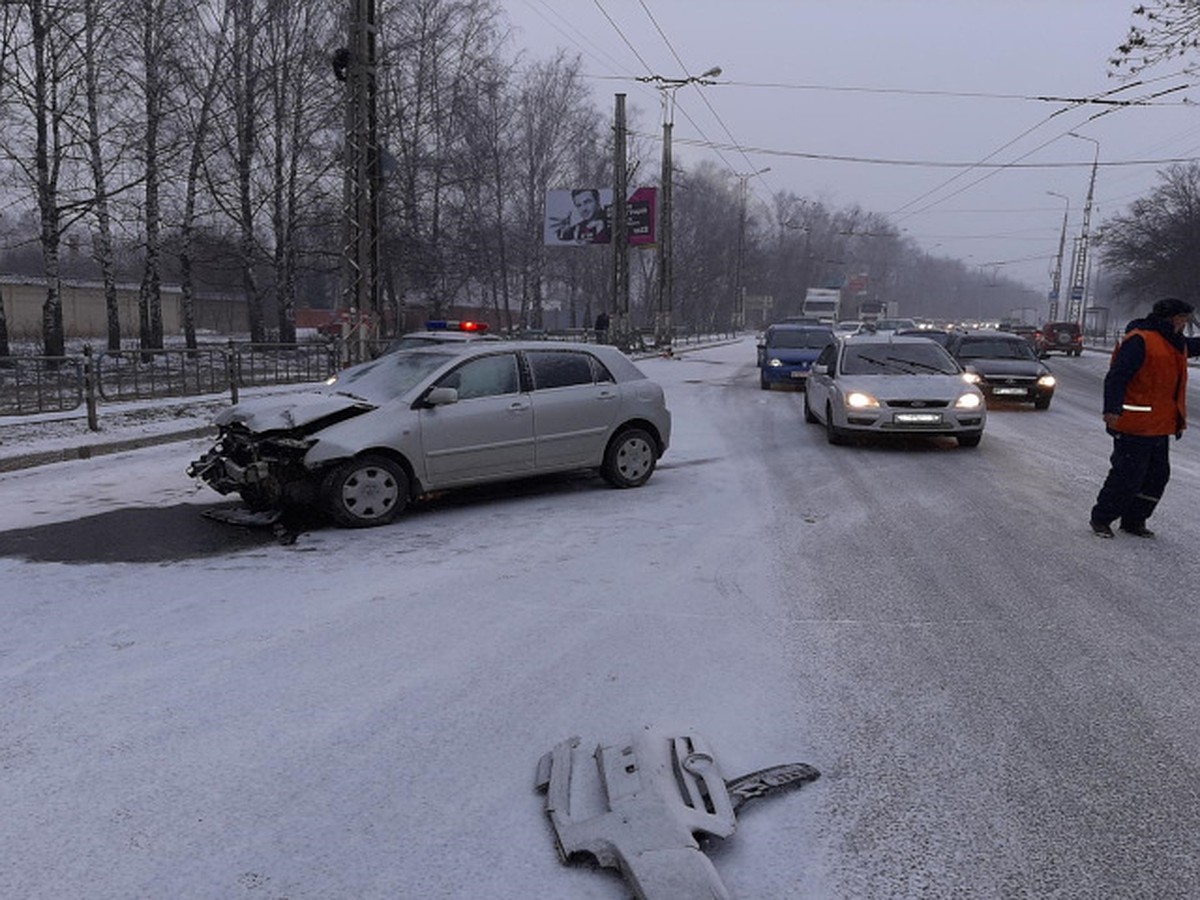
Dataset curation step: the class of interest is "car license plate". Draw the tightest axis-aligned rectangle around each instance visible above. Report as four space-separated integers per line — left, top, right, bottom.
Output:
790 371 806 379
993 387 1026 395
894 412 942 424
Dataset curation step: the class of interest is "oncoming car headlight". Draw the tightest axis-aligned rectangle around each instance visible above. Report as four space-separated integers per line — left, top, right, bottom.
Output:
845 391 879 409
768 357 783 367
955 392 983 409
961 371 981 385
1037 374 1057 387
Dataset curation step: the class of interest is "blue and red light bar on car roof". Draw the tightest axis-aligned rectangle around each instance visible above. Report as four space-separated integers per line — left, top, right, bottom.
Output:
424 320 489 333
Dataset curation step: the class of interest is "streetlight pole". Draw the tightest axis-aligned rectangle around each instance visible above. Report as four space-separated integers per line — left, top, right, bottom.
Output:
1046 190 1070 322
734 167 770 332
637 66 721 349
1066 132 1100 326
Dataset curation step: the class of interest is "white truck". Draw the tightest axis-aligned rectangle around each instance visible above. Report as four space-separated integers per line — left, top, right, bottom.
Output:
800 288 841 323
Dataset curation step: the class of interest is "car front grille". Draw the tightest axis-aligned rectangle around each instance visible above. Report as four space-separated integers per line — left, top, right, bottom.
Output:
985 377 1036 386
886 399 951 409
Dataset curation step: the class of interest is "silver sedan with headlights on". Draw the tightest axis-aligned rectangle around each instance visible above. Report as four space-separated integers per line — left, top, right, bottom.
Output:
803 333 986 447
187 342 671 527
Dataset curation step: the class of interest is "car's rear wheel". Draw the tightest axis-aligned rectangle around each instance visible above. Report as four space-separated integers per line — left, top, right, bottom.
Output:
825 404 848 445
803 391 818 423
601 428 657 488
957 432 983 448
322 454 408 527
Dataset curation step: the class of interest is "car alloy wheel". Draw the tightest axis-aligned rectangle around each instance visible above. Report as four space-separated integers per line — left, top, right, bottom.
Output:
322 454 409 527
601 428 657 488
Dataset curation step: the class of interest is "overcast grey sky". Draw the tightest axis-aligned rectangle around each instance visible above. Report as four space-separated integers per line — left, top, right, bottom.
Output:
501 0 1199 292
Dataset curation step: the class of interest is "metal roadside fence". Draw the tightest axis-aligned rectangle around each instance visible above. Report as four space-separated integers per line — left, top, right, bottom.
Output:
0 355 85 416
0 341 339 427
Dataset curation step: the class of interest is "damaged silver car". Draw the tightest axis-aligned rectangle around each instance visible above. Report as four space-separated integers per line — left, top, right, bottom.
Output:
187 341 672 527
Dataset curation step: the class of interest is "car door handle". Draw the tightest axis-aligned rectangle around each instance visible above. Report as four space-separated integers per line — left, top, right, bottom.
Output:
508 400 531 413
597 390 618 401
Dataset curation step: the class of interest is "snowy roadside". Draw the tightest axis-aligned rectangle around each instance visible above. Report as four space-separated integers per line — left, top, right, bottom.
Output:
0 397 222 472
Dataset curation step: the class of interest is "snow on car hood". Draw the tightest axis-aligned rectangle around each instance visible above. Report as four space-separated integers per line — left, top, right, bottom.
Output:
213 391 374 432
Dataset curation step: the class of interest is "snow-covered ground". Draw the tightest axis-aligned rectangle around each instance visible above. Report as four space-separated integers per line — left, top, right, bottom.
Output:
4 338 1200 898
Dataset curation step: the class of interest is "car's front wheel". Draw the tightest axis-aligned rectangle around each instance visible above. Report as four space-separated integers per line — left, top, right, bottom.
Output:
825 404 848 445
322 454 409 527
803 391 818 423
1034 397 1052 410
601 428 657 488
957 432 983 448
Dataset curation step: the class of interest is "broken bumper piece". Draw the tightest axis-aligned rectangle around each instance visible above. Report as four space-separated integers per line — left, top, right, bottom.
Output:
535 729 819 899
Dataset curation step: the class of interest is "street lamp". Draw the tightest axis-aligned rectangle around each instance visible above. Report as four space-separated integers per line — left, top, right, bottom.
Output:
734 167 770 331
637 66 722 347
1066 132 1100 325
1046 190 1070 321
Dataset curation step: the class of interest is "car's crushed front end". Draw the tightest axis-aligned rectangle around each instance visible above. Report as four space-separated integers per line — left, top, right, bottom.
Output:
187 394 375 511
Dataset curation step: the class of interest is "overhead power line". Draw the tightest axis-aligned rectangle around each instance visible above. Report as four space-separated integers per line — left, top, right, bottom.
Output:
650 134 1198 169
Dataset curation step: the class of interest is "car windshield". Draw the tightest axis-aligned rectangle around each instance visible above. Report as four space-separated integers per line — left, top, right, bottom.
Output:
769 329 833 349
842 342 960 375
956 338 1037 360
322 348 460 402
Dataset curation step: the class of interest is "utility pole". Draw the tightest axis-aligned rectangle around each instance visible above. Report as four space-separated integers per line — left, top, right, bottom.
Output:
657 113 674 348
1046 191 1070 322
612 94 629 342
637 66 721 350
734 168 769 332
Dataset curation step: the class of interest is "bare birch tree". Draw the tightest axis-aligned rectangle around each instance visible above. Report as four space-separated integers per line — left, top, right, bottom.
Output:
1 0 90 357
80 0 132 350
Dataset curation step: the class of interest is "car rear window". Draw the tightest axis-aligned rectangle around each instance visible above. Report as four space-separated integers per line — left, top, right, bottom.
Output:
768 329 834 349
956 338 1037 360
527 350 603 389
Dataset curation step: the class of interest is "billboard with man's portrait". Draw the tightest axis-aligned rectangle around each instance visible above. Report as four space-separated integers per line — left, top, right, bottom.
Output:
545 188 613 246
544 187 658 247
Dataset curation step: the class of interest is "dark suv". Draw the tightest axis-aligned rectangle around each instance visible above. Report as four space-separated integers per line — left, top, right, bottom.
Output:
1036 321 1083 357
947 330 1057 410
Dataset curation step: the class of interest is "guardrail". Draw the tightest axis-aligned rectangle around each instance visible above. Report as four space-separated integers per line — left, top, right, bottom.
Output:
0 355 84 415
0 341 339 422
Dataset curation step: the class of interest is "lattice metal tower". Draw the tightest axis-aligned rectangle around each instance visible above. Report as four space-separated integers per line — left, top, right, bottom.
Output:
1065 137 1099 325
342 0 381 326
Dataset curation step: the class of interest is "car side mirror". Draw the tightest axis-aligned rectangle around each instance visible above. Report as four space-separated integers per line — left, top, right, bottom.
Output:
424 386 459 406
812 363 829 376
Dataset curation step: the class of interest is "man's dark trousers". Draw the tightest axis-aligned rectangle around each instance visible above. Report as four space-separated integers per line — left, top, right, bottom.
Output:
1091 431 1171 527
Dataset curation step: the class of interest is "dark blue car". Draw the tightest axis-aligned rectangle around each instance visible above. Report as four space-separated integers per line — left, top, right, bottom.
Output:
758 324 835 390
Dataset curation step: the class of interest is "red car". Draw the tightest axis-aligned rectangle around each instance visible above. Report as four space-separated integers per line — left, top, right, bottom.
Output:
1036 321 1083 357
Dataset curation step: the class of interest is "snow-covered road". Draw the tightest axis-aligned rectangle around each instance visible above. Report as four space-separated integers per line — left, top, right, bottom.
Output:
4 338 1200 898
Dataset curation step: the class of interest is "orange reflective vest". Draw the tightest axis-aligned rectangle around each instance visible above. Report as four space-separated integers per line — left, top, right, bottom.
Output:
1111 328 1188 436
